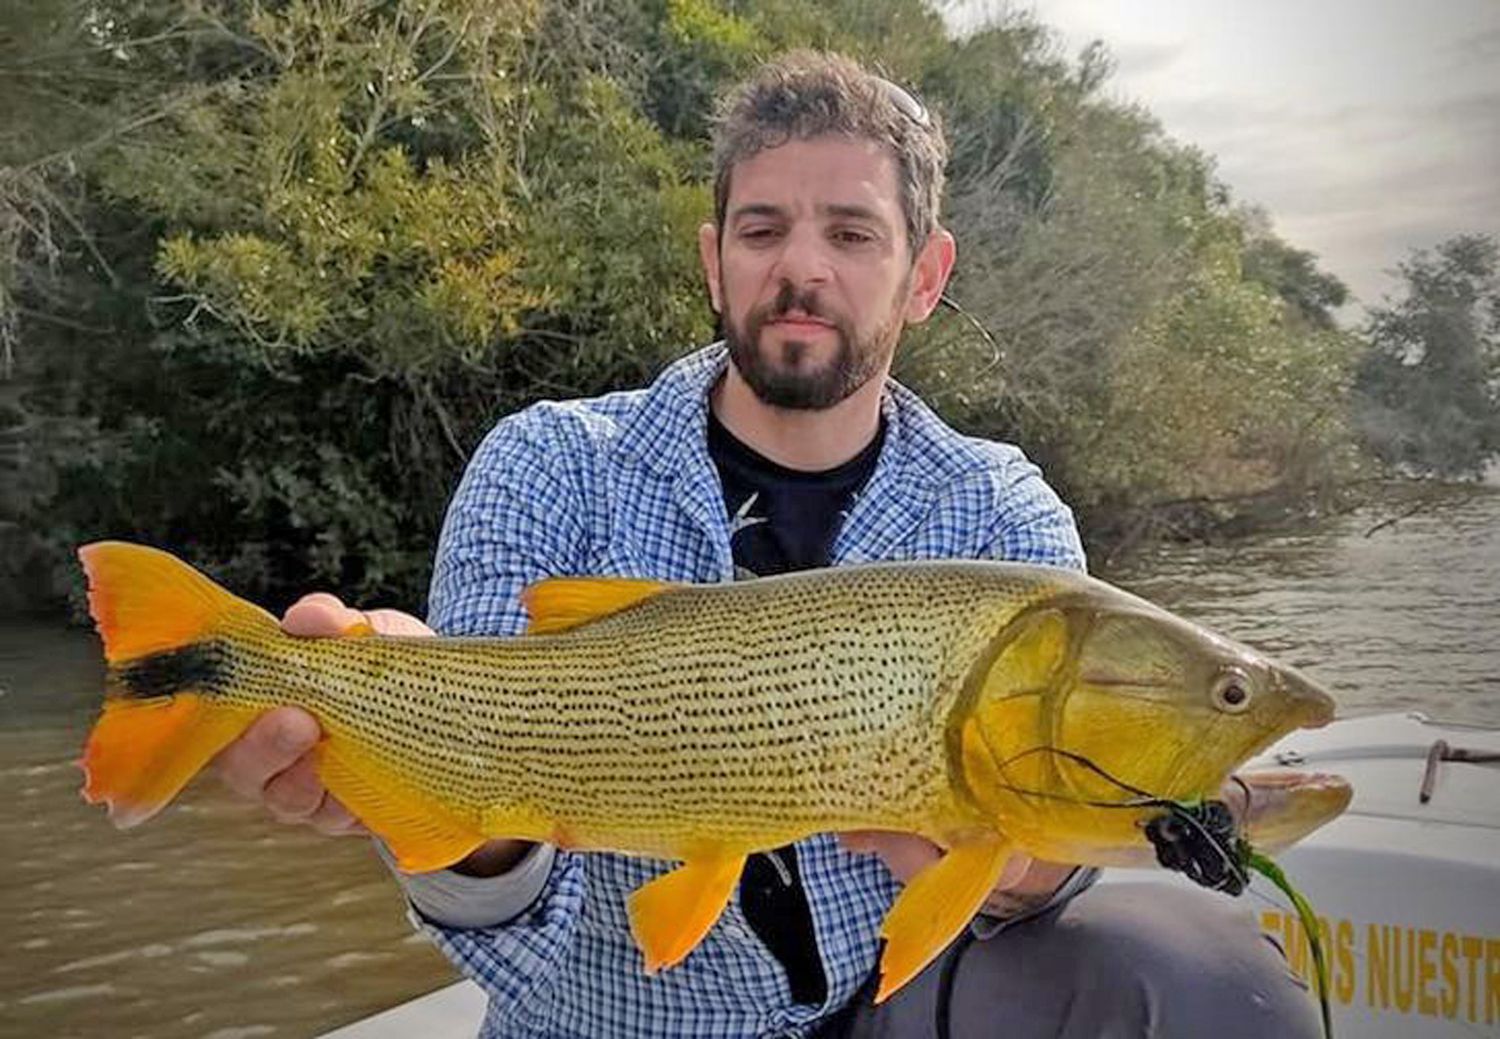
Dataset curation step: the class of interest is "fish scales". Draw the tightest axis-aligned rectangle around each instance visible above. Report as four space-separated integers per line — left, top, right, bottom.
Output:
224 563 1060 855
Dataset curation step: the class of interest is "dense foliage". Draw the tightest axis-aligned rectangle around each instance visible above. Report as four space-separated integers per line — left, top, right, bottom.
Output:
1 0 1456 614
1353 234 1500 478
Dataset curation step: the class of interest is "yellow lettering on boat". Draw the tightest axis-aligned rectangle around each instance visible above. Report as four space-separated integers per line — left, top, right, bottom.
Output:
1368 922 1391 1009
1440 931 1459 1019
1488 939 1499 1026
1417 928 1438 1017
1462 936 1483 1022
1257 912 1497 1022
1392 926 1415 1013
1333 919 1355 1006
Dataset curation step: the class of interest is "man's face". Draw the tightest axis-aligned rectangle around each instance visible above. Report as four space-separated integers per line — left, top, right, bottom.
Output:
701 136 943 410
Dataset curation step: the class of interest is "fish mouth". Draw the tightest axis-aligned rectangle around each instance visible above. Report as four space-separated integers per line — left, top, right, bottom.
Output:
1236 769 1352 851
1141 769 1352 894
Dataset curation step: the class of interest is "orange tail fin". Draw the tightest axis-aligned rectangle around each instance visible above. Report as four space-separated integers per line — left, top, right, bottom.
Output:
77 541 277 827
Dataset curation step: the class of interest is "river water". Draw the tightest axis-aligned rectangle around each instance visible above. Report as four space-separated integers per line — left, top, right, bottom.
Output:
1106 484 1500 726
2 484 1497 1037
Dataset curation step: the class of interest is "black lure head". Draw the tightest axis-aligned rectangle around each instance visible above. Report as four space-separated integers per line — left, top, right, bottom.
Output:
1144 799 1248 896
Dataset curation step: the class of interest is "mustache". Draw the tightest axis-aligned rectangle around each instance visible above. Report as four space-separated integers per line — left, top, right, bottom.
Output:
770 281 820 319
751 282 839 326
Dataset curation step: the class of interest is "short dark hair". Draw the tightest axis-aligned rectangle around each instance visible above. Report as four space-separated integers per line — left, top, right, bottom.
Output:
711 51 947 258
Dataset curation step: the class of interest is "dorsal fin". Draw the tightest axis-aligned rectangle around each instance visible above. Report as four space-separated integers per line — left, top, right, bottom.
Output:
522 576 675 635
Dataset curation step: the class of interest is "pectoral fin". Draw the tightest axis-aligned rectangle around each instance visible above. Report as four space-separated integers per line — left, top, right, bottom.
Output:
627 852 746 973
876 837 1014 1003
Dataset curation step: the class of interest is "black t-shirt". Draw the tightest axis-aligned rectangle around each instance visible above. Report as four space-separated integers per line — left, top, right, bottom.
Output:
706 410 886 1006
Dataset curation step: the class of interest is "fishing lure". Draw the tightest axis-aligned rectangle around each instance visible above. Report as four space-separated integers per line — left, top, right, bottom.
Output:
1242 846 1333 1039
1143 798 1246 894
1002 749 1335 1036
1144 796 1334 1039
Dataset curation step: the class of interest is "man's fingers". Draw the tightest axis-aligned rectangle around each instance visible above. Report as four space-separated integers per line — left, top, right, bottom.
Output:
363 608 435 638
992 851 1039 892
212 708 321 801
215 607 408 840
224 595 418 837
263 755 326 823
307 795 368 836
281 594 434 639
266 763 366 835
837 831 942 883
839 831 1051 894
282 593 369 638
837 831 880 854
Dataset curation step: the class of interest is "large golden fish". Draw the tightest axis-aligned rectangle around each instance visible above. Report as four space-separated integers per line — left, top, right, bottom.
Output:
77 541 1337 1001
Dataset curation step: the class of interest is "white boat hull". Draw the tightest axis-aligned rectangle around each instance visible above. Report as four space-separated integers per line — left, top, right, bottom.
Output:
1231 712 1500 1036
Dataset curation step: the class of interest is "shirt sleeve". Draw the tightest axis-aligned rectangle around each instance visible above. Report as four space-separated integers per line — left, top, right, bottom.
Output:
974 449 1088 572
402 407 595 1015
415 851 591 1017
427 407 593 639
380 841 558 929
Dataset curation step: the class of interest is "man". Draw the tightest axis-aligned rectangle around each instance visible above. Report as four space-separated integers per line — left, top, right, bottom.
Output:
216 52 1318 1037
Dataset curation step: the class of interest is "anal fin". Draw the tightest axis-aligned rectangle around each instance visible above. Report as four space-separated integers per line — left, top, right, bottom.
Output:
876 837 1014 1003
627 851 746 973
316 739 486 873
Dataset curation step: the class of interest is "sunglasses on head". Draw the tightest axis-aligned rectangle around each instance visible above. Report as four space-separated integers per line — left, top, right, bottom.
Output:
878 77 931 130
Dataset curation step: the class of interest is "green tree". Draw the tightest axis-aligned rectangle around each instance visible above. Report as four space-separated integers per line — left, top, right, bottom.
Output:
900 18 1360 524
3 0 1379 612
1238 207 1349 330
3 0 714 610
1354 234 1500 478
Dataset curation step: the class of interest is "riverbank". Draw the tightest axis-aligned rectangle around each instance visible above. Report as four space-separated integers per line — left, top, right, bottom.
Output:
1084 475 1497 573
8 475 1492 627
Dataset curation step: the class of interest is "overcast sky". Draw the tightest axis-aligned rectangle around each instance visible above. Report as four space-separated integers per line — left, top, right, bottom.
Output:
959 1 1500 315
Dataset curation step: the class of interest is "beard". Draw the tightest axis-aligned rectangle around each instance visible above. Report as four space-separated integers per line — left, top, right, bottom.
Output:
723 280 903 410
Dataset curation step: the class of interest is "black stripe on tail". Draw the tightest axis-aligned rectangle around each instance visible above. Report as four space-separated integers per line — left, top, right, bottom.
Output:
109 640 235 701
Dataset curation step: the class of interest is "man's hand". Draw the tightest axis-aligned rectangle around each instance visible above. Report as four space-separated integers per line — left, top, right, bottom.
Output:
837 832 1072 918
212 593 432 835
214 705 368 835
838 773 1282 916
208 590 549 875
210 593 535 875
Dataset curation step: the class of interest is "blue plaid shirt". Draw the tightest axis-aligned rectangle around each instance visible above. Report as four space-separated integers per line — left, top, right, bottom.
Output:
422 343 1085 1038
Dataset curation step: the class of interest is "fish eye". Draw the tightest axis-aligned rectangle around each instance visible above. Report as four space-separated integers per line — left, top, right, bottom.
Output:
1211 669 1253 714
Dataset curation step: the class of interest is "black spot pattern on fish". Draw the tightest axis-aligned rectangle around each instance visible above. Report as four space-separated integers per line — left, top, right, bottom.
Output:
112 640 235 700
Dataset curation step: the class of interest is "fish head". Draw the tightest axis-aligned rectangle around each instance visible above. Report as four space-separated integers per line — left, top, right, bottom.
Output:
951 579 1335 862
